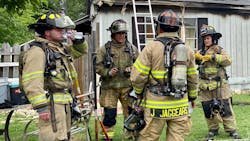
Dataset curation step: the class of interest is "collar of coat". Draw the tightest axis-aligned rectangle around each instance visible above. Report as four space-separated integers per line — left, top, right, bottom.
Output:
35 36 63 48
157 32 179 38
35 36 67 55
111 39 126 48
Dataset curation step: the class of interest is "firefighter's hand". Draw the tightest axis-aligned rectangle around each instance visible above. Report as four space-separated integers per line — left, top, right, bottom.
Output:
194 52 203 60
125 66 131 73
37 107 50 121
201 55 212 63
39 111 50 121
108 67 119 77
191 101 195 108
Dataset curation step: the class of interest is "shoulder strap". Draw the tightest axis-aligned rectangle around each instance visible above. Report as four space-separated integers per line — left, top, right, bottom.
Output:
154 37 184 87
29 41 47 51
104 41 112 55
125 40 137 62
217 46 223 54
154 37 173 46
104 41 112 49
28 41 56 77
103 41 113 68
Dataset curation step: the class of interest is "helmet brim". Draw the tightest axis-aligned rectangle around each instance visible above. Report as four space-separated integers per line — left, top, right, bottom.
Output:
28 15 76 30
201 32 222 39
28 23 50 30
112 29 128 33
157 20 182 25
214 32 222 39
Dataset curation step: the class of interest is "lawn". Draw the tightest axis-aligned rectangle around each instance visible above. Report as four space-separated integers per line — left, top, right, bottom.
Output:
0 94 250 141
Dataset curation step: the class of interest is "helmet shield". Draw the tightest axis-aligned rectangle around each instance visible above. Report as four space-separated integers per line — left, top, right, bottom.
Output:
29 11 75 30
61 16 76 29
109 19 128 34
157 9 180 27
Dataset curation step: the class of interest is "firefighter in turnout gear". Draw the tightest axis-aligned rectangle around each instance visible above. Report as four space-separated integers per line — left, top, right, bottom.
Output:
195 25 241 140
96 19 138 140
23 11 88 141
130 9 198 141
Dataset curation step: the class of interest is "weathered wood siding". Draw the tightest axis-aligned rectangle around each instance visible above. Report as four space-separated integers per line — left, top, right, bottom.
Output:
92 5 250 91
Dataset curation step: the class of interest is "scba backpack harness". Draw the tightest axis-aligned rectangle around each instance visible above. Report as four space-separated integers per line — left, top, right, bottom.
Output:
149 37 188 99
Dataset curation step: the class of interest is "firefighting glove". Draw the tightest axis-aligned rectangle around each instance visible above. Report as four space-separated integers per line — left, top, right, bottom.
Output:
194 52 203 60
201 55 215 63
129 90 137 99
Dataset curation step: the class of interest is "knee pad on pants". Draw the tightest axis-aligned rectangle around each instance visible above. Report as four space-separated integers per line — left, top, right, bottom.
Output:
103 108 117 127
202 100 213 118
222 99 232 117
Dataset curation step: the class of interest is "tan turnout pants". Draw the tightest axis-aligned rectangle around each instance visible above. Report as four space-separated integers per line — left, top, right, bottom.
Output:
39 103 71 141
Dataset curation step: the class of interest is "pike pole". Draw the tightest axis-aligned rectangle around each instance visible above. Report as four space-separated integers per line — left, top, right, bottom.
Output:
92 52 110 141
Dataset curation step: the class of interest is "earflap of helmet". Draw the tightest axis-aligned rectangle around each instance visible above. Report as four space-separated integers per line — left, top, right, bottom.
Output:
213 32 222 40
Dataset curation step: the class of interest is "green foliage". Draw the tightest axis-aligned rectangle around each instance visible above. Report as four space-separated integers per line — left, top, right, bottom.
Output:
0 0 86 45
0 94 250 140
0 0 48 15
65 0 86 20
47 0 86 20
0 8 34 45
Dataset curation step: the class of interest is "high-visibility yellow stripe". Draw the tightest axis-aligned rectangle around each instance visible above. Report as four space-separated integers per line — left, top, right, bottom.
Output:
52 78 65 81
29 93 47 106
143 98 188 105
151 70 167 79
52 73 65 81
134 87 143 94
215 54 222 64
53 93 73 103
141 98 189 109
143 102 189 109
187 67 198 75
22 71 44 83
70 70 77 79
188 89 198 97
200 79 227 90
204 67 218 75
133 59 150 75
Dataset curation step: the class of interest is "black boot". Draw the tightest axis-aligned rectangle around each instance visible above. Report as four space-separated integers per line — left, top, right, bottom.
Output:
229 131 241 139
206 130 219 139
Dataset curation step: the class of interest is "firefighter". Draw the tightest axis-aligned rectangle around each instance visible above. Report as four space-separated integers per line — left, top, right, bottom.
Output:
96 19 138 140
22 11 88 141
130 9 198 141
195 25 241 139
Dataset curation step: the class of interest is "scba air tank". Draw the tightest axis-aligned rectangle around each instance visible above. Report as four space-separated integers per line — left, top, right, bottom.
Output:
171 43 187 91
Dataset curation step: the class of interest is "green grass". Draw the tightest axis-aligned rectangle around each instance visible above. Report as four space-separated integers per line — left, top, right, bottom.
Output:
1 94 250 141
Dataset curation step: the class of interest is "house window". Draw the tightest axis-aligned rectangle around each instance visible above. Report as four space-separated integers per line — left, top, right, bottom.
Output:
132 16 156 50
132 17 201 51
183 18 198 50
